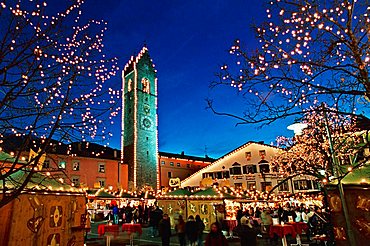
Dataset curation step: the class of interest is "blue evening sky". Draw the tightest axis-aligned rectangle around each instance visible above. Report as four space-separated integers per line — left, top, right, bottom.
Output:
85 0 294 158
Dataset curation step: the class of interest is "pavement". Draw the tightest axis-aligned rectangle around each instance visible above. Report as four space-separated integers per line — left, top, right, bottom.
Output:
85 221 308 246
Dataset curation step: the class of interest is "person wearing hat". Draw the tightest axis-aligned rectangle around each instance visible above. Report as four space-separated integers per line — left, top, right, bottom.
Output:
233 216 258 246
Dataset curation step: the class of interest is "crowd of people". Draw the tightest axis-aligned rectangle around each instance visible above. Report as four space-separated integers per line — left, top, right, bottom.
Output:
102 201 332 245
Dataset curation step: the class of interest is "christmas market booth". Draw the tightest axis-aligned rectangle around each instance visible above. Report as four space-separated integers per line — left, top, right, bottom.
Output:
86 188 117 221
0 170 87 246
158 187 239 230
326 164 370 246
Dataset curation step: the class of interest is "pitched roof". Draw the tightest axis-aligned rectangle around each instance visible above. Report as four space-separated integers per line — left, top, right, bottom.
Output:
181 141 281 187
158 151 215 162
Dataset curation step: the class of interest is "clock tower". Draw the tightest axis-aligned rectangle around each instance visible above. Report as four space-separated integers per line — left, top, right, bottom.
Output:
121 47 159 190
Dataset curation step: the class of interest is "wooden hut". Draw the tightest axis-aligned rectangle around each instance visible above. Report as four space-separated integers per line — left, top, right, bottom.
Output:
0 170 87 246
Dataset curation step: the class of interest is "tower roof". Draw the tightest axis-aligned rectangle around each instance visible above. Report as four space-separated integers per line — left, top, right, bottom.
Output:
123 46 156 74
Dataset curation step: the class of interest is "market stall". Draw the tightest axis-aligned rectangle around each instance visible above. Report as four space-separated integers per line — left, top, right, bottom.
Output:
157 188 191 227
86 188 117 221
0 170 87 246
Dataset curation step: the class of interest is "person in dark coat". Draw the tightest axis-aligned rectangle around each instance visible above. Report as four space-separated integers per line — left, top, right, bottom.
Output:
205 222 228 246
149 206 163 237
195 215 205 246
175 215 186 246
185 215 198 246
159 214 171 246
233 216 257 246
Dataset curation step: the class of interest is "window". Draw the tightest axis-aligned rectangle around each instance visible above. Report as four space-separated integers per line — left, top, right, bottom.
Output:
278 181 289 191
259 150 266 156
72 176 80 187
187 164 190 168
245 151 252 160
216 172 223 179
293 180 313 190
177 163 181 167
259 160 270 173
58 160 66 169
98 163 105 173
261 182 272 192
168 172 172 178
161 160 165 165
247 181 256 190
234 183 243 189
259 164 270 173
97 179 105 187
170 162 174 166
43 160 50 169
230 162 242 175
223 171 230 178
243 165 257 174
72 161 80 171
141 78 150 93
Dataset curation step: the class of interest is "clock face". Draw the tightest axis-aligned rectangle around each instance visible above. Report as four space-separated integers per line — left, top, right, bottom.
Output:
141 117 152 129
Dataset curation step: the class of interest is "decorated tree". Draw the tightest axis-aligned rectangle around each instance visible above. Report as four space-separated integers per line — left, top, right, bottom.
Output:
209 0 369 125
0 0 120 208
268 106 370 196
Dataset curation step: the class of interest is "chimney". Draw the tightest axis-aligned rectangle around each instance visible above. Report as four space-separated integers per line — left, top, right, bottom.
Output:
181 151 185 156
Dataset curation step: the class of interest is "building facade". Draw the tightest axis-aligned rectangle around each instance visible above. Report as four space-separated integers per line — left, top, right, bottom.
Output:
181 141 319 194
158 151 214 189
121 47 158 190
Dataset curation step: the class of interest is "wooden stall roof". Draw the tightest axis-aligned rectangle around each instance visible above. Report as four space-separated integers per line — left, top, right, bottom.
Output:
0 170 82 194
189 187 236 199
86 189 116 199
158 188 192 199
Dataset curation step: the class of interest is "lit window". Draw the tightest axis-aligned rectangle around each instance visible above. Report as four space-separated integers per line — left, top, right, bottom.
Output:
141 78 150 93
161 161 165 165
98 163 105 173
98 179 105 187
177 163 181 167
170 162 174 166
58 160 66 169
72 161 80 171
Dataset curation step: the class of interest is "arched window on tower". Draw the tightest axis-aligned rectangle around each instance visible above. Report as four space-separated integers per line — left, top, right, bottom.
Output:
141 78 150 93
127 79 132 92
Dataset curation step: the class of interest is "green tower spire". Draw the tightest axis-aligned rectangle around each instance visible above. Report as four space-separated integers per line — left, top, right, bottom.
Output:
121 47 158 190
